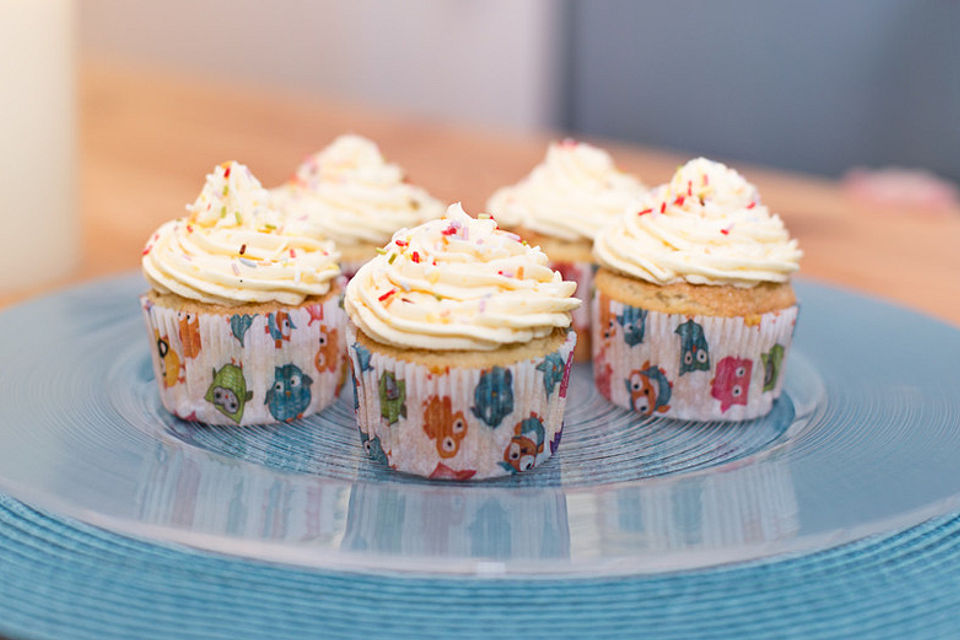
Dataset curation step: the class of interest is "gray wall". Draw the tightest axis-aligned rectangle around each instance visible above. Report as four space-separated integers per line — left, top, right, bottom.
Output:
564 0 960 180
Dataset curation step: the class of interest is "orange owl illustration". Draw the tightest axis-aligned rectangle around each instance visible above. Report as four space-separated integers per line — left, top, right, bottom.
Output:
178 311 202 359
154 329 184 388
422 396 468 459
314 326 340 374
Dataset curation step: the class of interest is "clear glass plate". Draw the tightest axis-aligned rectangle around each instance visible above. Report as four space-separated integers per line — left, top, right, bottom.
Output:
0 274 957 576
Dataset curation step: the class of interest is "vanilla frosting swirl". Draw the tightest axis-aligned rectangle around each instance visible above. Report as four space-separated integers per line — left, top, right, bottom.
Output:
270 135 445 247
486 140 646 241
345 203 580 350
594 157 802 287
142 162 341 306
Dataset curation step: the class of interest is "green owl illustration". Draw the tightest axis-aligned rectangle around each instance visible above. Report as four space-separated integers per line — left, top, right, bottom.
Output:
205 363 253 423
378 371 406 425
761 344 786 392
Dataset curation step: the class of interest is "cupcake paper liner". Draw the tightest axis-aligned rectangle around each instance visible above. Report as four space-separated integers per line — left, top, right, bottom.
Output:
550 260 595 362
591 289 798 421
141 290 347 425
347 323 577 480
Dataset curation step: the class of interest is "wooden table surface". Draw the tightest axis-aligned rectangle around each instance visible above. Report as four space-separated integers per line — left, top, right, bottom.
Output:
3 62 959 326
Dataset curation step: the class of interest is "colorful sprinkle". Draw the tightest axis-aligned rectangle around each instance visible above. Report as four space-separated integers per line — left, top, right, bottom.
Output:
378 289 397 302
411 251 421 263
289 248 296 258
239 244 247 255
441 226 457 236
660 202 666 214
674 195 685 206
637 208 652 216
746 202 756 209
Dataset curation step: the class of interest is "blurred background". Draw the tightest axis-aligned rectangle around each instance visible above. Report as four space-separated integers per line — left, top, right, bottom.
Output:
81 0 960 180
1 0 958 320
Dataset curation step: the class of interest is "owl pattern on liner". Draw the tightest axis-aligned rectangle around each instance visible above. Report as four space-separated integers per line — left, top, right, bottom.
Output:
625 362 672 416
378 371 406 425
590 289 798 420
471 367 514 428
616 305 647 346
500 414 546 474
265 364 313 422
205 363 252 423
711 356 752 413
346 325 577 480
536 353 566 397
675 319 710 375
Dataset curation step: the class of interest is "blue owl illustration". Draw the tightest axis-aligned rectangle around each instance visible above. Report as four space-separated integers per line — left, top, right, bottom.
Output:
352 343 373 373
229 314 255 347
617 305 647 346
264 364 313 421
472 367 514 428
536 353 566 396
351 373 360 412
675 319 710 375
359 429 389 466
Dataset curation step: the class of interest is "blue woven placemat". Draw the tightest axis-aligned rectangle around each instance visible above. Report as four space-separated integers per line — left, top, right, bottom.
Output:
2 495 959 640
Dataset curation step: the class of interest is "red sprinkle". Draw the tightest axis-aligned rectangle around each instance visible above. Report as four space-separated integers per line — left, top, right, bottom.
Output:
378 289 396 302
637 208 652 216
687 180 693 197
223 166 231 178
441 226 457 236
674 195 685 206
720 229 729 235
411 251 421 263
746 202 756 209
703 174 709 186
289 249 296 258
395 239 408 247
660 202 666 213
186 225 194 233
141 246 151 256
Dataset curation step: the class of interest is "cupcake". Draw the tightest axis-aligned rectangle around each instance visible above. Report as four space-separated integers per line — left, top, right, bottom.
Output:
592 158 802 421
271 135 445 277
141 161 346 425
486 139 646 361
344 203 580 480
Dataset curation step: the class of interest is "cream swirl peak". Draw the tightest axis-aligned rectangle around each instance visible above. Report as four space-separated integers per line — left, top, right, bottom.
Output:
486 140 646 241
345 203 580 351
142 161 341 306
270 135 445 247
594 157 802 287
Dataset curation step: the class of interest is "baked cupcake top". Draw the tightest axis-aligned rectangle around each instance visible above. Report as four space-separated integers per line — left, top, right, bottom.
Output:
486 140 646 242
270 135 445 248
345 203 580 351
594 157 802 287
142 161 341 306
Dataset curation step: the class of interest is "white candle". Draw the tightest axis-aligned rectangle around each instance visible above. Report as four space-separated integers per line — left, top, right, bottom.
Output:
0 0 77 292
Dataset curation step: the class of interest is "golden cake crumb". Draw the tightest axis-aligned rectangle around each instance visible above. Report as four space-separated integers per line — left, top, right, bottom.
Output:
354 325 570 369
595 268 796 317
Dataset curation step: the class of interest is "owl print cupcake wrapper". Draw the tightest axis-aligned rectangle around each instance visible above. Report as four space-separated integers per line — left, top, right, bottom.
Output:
141 292 347 426
347 323 577 481
591 290 798 421
550 260 594 361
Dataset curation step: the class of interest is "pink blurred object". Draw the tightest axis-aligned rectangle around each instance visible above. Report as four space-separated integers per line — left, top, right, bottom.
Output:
843 167 960 211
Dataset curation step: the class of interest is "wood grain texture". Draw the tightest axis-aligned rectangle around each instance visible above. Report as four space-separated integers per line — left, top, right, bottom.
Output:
2 61 958 327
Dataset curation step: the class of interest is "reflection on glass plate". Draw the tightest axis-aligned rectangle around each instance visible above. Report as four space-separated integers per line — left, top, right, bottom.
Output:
0 274 957 576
